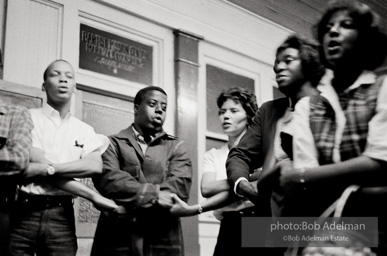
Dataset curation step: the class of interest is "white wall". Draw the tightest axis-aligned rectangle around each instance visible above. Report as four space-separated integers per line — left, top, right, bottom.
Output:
1 0 292 255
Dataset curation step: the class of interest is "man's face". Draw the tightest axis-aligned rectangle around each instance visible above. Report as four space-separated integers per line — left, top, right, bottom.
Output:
273 47 305 95
134 90 167 134
43 61 76 105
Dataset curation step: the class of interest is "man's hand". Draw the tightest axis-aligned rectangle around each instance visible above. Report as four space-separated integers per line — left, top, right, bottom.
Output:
101 205 127 220
237 180 258 203
157 190 174 209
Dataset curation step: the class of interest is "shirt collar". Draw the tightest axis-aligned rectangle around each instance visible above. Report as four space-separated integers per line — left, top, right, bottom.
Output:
317 70 376 114
287 98 292 110
132 125 141 138
345 70 376 92
131 125 153 143
318 69 376 94
42 103 71 120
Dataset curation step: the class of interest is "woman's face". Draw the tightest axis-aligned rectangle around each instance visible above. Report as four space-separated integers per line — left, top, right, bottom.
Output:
274 47 305 94
219 99 248 138
322 10 359 69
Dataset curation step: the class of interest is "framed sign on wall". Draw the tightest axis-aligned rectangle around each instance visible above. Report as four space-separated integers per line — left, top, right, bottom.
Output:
79 24 153 85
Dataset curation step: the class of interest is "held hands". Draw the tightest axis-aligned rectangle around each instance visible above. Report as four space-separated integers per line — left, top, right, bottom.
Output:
96 199 127 219
257 159 297 199
157 190 174 209
236 179 258 203
100 205 127 219
275 159 304 195
170 194 197 217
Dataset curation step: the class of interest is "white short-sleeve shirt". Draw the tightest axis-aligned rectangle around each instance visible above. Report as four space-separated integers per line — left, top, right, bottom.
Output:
202 144 229 181
20 103 108 195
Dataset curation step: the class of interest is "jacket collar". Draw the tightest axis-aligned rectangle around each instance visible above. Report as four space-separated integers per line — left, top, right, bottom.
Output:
117 124 166 140
116 124 167 158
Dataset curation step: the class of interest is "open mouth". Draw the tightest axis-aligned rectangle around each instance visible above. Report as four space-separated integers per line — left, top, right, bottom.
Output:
154 116 162 123
327 41 341 53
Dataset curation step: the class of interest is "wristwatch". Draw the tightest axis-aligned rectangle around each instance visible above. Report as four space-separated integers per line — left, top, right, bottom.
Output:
46 164 55 176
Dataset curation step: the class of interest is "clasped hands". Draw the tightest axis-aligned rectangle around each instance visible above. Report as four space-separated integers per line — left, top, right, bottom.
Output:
258 158 304 196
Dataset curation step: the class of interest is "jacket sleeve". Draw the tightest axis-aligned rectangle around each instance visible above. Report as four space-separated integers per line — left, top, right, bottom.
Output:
159 140 192 202
92 138 159 207
226 107 264 190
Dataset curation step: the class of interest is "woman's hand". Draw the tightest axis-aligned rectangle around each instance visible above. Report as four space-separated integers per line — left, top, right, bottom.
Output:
170 194 198 217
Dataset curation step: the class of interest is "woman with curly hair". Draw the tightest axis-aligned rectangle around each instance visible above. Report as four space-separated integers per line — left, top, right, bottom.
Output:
255 33 325 218
270 0 387 254
170 86 259 255
274 0 387 217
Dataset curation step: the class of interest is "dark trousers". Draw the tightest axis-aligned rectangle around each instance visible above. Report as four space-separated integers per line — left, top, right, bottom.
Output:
9 193 77 256
92 207 184 256
0 190 15 256
0 207 10 256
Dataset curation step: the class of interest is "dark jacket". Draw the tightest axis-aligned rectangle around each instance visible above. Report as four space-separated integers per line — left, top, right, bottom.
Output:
226 97 289 216
92 125 192 256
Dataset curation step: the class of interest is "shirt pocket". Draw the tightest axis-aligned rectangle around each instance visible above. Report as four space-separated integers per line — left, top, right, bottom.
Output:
65 146 83 161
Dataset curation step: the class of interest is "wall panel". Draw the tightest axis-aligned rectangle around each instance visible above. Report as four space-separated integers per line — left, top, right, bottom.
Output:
3 0 63 87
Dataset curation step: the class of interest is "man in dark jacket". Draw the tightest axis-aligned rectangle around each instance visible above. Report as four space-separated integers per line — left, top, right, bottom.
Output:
92 86 192 256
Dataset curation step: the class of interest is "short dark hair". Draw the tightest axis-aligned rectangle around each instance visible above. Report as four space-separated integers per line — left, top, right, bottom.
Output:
276 34 325 87
43 59 72 82
134 86 167 106
216 87 258 126
314 0 387 70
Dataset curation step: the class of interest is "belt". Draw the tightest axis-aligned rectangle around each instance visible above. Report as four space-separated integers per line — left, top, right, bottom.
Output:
16 193 73 209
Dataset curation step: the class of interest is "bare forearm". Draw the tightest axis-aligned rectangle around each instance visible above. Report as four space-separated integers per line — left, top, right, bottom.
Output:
52 179 118 210
170 191 231 217
201 179 229 198
51 179 93 199
29 149 103 178
305 156 387 187
53 159 102 178
200 190 231 212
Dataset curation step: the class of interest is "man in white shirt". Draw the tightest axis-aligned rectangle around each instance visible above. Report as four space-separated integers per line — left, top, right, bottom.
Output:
9 60 114 256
